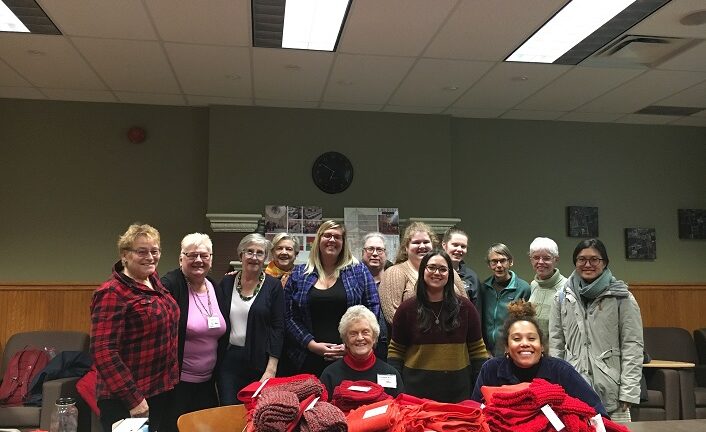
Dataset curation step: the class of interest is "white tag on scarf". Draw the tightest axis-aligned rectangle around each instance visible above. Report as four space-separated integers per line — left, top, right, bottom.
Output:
590 413 606 432
541 404 565 431
305 396 320 411
363 403 389 419
252 378 269 398
348 385 372 392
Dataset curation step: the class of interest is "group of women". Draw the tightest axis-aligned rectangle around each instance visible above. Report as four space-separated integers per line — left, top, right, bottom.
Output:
90 220 643 432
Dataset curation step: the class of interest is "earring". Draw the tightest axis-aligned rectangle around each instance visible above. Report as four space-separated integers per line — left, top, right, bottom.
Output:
505 352 509 358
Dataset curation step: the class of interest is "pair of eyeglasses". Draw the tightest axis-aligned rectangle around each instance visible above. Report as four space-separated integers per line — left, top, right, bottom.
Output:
363 246 386 254
489 258 508 266
182 252 212 261
130 248 161 258
425 264 449 274
576 257 603 266
243 250 266 259
530 256 554 263
321 233 343 241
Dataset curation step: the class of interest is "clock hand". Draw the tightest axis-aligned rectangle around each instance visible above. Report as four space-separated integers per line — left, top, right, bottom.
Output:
321 163 334 173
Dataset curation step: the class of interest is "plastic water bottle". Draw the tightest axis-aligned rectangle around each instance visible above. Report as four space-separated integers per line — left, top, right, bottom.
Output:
49 397 78 432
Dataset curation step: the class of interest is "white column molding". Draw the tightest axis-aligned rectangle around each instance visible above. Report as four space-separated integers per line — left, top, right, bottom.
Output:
407 217 461 235
206 213 262 233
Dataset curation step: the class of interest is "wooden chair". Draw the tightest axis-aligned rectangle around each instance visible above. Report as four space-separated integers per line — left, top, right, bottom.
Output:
177 404 248 432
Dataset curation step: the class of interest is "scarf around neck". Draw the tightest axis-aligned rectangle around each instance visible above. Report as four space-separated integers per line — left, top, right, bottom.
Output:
265 261 291 279
343 351 376 371
569 268 628 299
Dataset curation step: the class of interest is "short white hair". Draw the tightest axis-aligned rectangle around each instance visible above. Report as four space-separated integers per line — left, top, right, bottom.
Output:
528 237 559 257
270 232 300 254
363 232 385 246
338 305 380 343
181 233 213 253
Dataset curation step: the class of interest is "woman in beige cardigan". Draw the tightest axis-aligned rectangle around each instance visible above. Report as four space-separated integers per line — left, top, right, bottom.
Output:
378 222 467 326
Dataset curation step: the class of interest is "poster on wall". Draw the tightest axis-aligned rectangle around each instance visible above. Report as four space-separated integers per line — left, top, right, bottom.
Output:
625 228 657 260
344 207 400 261
678 209 706 239
264 205 322 264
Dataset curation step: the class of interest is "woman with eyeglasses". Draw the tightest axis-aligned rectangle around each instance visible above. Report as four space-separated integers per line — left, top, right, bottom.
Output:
91 223 179 432
217 233 284 404
379 222 468 327
160 233 226 429
284 220 383 377
549 238 644 422
527 237 567 339
388 249 488 403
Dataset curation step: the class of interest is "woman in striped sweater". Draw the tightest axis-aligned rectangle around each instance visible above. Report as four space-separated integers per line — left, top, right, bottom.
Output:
388 249 488 403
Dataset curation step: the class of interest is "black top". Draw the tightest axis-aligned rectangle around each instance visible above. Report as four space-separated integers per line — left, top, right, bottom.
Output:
219 273 285 372
308 278 347 344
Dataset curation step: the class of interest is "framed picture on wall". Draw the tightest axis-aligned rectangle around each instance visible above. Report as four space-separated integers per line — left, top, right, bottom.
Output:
678 209 706 239
567 206 599 237
625 228 657 260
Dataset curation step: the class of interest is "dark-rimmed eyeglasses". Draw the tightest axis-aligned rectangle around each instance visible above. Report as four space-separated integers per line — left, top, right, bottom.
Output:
576 257 603 266
425 264 449 274
129 248 161 258
363 246 386 254
182 252 212 261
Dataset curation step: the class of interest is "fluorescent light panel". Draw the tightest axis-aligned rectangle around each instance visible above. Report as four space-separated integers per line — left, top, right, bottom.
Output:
507 0 635 63
0 1 29 32
281 0 350 51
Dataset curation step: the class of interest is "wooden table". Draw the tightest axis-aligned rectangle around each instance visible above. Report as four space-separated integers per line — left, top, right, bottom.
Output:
643 359 696 419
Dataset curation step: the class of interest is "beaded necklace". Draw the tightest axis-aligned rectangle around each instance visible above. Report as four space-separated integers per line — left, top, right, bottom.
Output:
185 276 212 319
236 271 265 302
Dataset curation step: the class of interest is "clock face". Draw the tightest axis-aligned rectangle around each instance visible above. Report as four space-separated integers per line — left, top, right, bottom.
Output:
311 151 354 194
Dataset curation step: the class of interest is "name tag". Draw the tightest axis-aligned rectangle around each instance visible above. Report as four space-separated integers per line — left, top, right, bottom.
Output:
377 374 397 388
208 316 221 329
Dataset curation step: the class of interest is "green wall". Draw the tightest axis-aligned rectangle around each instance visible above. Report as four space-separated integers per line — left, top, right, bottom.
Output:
0 99 210 282
1 99 704 283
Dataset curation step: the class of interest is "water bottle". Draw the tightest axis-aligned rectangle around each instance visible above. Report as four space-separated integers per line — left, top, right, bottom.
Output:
49 397 78 432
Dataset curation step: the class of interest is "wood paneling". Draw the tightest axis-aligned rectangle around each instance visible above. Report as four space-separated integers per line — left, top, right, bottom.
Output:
630 284 706 334
0 284 94 353
1 283 704 353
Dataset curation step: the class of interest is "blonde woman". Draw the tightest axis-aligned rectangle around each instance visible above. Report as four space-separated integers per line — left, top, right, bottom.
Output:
284 220 383 377
379 222 467 325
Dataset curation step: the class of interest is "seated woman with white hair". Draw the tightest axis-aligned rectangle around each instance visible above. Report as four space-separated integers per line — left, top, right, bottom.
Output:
320 305 404 399
527 237 567 338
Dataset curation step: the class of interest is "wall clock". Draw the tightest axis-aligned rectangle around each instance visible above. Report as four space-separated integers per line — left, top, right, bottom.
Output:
311 151 354 194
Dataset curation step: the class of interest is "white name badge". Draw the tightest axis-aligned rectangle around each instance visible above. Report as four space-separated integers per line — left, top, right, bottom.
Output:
208 316 221 329
377 374 397 388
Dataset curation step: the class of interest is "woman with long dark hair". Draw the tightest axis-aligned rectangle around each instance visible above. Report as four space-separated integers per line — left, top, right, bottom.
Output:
387 249 488 402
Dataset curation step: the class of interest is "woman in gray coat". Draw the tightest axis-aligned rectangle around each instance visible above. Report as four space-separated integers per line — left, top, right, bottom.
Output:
549 238 643 422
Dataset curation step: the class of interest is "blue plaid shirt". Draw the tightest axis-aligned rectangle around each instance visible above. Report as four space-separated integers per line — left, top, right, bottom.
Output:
284 262 383 368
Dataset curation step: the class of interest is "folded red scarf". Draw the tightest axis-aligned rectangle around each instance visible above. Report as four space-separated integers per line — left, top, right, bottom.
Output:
332 380 392 413
346 399 398 432
238 374 328 410
252 390 299 432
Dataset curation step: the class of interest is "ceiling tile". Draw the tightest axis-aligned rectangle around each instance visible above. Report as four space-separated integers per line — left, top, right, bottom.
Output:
166 43 251 97
424 0 566 61
40 0 157 39
657 80 706 108
657 41 706 72
147 0 250 46
186 95 252 107
452 62 571 110
448 108 505 119
629 0 706 39
42 88 116 102
669 116 706 127
72 37 180 93
0 60 30 86
383 105 445 114
115 92 186 105
0 86 46 99
501 110 564 120
254 99 320 109
321 102 383 112
517 66 646 111
577 69 706 113
615 114 675 125
388 58 493 107
558 112 624 123
253 48 334 101
339 0 455 56
324 54 415 104
0 35 105 89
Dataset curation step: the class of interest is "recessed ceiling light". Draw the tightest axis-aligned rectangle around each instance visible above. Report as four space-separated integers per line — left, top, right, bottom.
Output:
442 85 460 91
511 76 529 82
0 1 29 32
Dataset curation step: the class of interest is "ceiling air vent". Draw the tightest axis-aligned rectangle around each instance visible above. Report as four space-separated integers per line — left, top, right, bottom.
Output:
582 34 700 68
